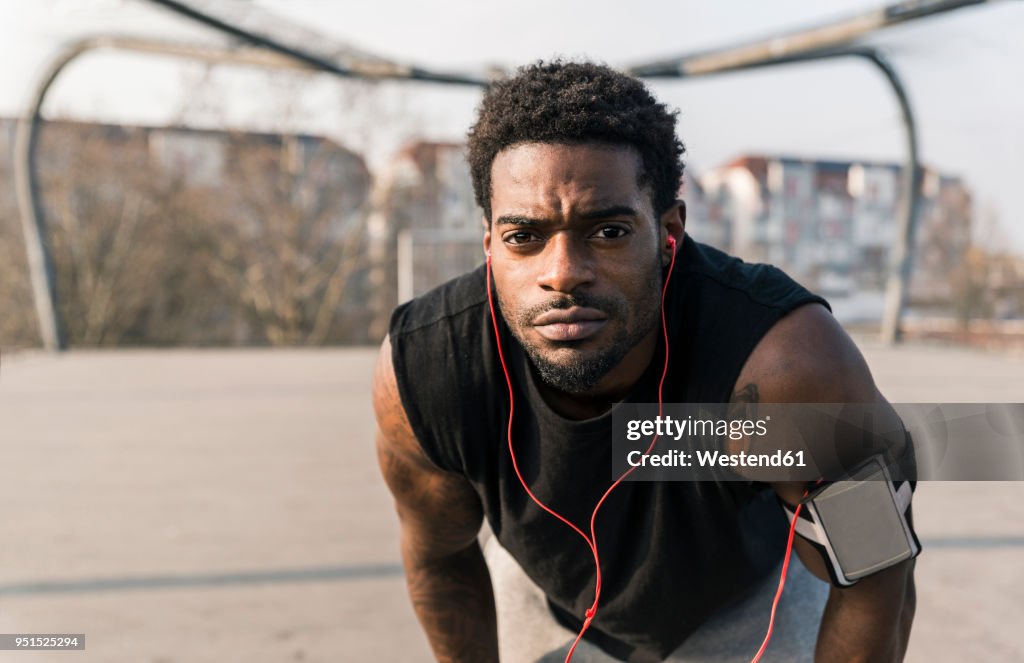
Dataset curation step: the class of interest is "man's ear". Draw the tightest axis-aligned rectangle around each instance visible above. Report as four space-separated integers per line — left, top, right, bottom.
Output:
660 200 686 266
482 216 492 257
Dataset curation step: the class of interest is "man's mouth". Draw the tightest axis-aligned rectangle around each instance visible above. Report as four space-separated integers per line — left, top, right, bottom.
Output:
531 307 608 342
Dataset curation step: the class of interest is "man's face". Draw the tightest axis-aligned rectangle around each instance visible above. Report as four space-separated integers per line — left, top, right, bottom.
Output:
484 143 676 395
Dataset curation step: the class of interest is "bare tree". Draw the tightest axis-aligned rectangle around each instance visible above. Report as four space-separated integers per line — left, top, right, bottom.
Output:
201 129 372 345
35 121 225 346
3 68 389 348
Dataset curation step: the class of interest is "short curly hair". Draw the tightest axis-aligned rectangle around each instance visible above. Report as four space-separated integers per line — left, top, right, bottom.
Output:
467 60 685 221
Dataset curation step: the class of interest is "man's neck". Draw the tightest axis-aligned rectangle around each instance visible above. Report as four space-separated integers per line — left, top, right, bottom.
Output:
535 329 659 421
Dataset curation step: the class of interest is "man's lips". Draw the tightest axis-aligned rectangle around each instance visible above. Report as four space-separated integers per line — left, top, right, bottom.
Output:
532 307 608 342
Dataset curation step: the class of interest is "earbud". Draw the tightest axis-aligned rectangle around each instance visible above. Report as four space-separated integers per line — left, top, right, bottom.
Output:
667 235 677 252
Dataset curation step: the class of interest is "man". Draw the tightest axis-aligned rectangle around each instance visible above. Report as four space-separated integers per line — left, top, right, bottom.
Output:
374 61 916 662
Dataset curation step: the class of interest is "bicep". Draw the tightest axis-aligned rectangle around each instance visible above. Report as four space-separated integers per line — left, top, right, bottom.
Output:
733 303 877 404
730 304 909 582
373 335 483 558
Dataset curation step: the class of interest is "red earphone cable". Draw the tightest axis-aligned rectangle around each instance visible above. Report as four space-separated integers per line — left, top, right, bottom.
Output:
486 257 598 558
750 500 803 663
486 239 800 663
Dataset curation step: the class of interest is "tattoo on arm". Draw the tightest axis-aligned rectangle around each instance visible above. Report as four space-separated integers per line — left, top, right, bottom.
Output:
728 382 760 418
729 382 759 404
723 382 759 457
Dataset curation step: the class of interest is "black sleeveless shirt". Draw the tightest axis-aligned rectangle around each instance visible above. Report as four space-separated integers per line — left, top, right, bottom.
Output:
389 236 830 661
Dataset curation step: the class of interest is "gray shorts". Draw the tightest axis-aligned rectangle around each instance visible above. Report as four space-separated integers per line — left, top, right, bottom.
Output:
483 536 829 663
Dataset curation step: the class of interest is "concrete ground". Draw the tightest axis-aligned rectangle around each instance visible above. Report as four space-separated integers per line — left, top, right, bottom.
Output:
0 339 1021 662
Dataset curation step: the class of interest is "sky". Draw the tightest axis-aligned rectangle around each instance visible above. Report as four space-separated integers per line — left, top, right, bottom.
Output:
1 0 1021 251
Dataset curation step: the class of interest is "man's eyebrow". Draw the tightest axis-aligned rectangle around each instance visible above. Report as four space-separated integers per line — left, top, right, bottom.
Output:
494 206 640 226
495 215 545 227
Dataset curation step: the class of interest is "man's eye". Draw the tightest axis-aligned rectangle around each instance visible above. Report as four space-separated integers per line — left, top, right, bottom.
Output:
505 231 537 245
594 226 629 239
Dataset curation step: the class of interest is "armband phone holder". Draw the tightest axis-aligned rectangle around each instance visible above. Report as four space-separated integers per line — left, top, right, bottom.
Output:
780 455 921 587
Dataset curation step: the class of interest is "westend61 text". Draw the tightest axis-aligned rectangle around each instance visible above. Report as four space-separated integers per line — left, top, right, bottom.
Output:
626 449 807 468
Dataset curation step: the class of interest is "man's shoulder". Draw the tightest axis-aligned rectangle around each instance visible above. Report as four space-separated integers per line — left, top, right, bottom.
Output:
384 264 499 476
682 237 830 314
390 264 489 339
735 302 876 403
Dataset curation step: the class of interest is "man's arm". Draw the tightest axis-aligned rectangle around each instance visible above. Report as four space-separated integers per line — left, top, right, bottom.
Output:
733 303 916 662
373 335 499 663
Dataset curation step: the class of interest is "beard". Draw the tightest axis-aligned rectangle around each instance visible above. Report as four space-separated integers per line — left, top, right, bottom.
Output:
498 261 663 395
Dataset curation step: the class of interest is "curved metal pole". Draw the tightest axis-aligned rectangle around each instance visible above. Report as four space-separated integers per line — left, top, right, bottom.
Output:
633 46 921 344
15 34 485 352
858 50 922 344
16 36 924 350
14 37 307 352
147 0 488 86
11 42 98 351
629 0 990 79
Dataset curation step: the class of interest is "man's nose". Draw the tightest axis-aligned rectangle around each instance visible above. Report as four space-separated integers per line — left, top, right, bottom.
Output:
535 234 595 294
